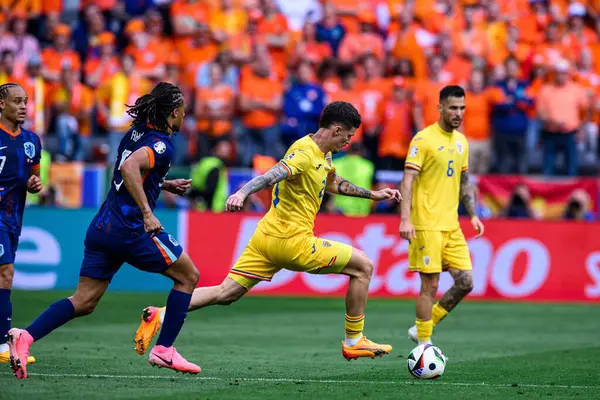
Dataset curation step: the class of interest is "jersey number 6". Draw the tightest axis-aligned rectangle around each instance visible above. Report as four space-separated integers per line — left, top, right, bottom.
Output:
446 160 454 177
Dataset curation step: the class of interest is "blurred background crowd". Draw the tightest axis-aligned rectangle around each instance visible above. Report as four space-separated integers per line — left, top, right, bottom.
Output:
1 0 599 219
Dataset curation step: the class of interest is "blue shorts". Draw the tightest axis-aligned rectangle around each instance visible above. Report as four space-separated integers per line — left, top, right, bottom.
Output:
0 229 19 265
80 225 183 281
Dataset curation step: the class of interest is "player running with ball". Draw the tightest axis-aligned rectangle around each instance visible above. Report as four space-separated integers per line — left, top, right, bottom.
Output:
399 86 484 346
8 82 201 379
135 102 401 361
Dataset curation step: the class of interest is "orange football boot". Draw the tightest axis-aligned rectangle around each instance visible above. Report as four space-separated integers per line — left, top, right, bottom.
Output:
134 306 164 355
341 335 392 361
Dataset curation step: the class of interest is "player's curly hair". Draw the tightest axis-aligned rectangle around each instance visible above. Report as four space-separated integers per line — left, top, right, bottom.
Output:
0 83 21 112
319 101 361 130
126 82 184 133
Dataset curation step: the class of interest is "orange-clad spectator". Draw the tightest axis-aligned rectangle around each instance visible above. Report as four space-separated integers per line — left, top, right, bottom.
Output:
240 43 288 83
338 11 385 64
20 56 48 134
41 0 61 15
389 6 429 80
574 49 600 161
227 9 261 65
80 0 116 11
379 77 413 170
319 58 341 94
291 21 332 66
0 50 23 84
0 12 40 78
392 58 417 91
535 21 575 66
195 63 236 150
419 0 463 35
486 1 508 55
327 0 365 34
537 59 590 176
515 0 550 45
124 19 166 81
563 3 597 57
326 64 364 142
463 69 505 174
97 54 152 163
488 25 533 70
257 0 290 70
413 55 455 131
41 24 81 82
176 24 219 89
146 9 174 59
171 0 210 37
84 32 120 88
455 5 489 61
51 67 94 161
239 53 284 166
357 55 391 153
439 34 472 86
210 0 248 43
0 0 41 19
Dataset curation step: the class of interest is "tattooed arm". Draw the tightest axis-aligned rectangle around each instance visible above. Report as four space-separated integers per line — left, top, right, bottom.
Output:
459 171 477 218
225 163 290 211
460 170 485 237
325 173 372 199
326 172 402 201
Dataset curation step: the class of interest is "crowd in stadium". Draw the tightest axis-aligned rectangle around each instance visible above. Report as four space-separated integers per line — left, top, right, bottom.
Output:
0 0 598 218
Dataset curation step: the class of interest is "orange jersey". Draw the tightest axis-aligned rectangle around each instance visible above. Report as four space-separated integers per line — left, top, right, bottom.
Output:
240 75 283 129
463 88 505 141
358 78 392 132
41 48 81 79
195 84 235 136
379 99 413 159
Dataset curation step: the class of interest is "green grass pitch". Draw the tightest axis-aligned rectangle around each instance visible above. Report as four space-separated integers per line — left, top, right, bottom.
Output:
2 291 599 399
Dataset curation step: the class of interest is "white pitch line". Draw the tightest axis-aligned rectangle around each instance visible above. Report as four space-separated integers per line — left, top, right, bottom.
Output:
0 372 596 390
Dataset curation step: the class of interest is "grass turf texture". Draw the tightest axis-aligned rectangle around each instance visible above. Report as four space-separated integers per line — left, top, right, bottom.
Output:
2 291 599 399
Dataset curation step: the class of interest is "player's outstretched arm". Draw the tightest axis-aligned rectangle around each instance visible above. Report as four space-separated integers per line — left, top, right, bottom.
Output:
399 169 418 240
325 173 401 201
121 148 163 234
460 171 485 237
225 163 290 211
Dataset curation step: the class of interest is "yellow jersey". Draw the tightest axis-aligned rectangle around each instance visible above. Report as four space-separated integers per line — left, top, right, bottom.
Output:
257 135 335 238
405 123 469 231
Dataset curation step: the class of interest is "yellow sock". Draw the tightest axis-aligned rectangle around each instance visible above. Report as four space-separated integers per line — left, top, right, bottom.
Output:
416 319 433 343
431 303 449 327
345 314 365 340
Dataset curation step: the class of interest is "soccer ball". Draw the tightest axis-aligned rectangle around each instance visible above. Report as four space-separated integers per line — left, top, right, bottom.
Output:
407 344 446 379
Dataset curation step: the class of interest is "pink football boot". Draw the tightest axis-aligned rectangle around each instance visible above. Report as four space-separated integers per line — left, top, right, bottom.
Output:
148 345 201 374
7 328 34 379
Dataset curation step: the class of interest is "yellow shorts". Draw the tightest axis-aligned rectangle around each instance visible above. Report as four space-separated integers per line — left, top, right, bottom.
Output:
408 228 472 274
228 229 354 290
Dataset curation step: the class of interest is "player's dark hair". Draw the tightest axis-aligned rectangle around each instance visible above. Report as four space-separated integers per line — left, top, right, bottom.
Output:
439 85 465 102
319 101 361 130
0 83 21 112
126 82 184 132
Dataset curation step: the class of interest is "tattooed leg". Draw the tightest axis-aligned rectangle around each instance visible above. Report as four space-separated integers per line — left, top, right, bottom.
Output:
438 268 474 312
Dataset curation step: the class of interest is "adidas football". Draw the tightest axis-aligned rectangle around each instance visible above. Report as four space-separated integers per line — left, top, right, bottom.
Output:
407 344 446 379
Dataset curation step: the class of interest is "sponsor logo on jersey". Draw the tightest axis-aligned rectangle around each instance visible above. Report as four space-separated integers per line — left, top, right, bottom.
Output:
24 142 35 158
154 141 166 154
316 164 322 170
438 146 444 151
423 256 430 266
0 244 4 257
131 130 144 142
285 152 295 160
168 234 179 247
323 240 332 248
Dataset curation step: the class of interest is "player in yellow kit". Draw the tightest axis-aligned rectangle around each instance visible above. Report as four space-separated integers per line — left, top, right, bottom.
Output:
399 86 485 346
134 102 401 361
